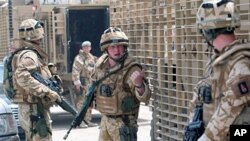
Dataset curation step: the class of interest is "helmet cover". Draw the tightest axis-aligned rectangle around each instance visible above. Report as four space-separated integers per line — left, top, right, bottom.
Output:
100 27 129 51
19 19 44 41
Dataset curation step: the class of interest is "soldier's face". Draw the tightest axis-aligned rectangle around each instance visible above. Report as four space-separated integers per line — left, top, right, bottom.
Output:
82 46 91 53
107 45 125 59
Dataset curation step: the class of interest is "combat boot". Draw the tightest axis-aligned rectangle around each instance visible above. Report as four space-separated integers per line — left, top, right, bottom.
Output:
78 121 88 128
86 121 98 127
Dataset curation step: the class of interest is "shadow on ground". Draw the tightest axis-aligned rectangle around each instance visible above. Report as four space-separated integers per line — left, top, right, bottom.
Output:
51 112 101 130
51 111 150 130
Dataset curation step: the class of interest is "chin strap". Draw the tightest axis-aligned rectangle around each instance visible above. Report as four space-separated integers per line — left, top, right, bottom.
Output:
200 29 215 48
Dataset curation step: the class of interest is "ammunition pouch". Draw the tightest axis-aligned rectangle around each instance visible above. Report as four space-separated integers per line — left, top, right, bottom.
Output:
121 96 138 113
198 85 212 104
30 115 51 138
36 118 51 137
119 124 137 141
30 99 51 138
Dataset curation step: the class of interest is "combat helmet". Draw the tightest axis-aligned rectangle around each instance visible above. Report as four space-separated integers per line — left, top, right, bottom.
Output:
19 19 44 41
100 27 129 52
196 0 240 41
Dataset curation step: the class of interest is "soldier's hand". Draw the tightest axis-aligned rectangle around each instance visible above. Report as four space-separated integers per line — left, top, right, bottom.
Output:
75 84 81 92
129 70 145 88
47 91 62 102
54 75 63 85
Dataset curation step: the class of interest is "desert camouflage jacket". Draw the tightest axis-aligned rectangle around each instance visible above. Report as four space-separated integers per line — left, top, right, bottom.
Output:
189 40 250 141
12 40 55 104
72 50 97 86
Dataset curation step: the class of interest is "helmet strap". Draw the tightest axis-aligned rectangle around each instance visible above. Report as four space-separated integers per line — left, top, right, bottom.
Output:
30 40 41 45
201 29 215 48
201 28 234 48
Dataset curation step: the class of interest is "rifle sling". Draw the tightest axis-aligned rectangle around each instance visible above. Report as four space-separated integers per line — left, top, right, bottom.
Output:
94 62 124 86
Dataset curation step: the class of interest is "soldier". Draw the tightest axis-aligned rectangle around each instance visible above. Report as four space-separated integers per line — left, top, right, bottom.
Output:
72 41 98 128
188 0 250 140
91 27 151 141
12 19 61 141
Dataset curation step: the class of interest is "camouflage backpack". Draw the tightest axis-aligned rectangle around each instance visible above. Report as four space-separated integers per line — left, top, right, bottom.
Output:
3 47 36 99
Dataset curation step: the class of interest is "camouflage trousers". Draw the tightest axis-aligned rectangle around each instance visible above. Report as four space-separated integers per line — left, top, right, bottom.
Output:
19 104 52 141
75 94 92 122
99 115 138 141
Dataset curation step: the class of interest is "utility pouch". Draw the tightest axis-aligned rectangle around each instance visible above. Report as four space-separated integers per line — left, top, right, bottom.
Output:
198 85 212 104
35 118 50 138
33 100 51 138
119 125 137 141
121 96 136 113
100 84 113 97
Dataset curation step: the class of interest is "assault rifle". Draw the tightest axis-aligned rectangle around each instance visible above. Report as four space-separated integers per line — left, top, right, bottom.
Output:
183 104 204 141
31 71 78 116
63 81 98 140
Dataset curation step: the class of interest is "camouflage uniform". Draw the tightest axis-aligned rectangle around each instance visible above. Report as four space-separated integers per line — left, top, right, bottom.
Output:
188 1 250 140
12 19 61 141
189 40 250 141
72 50 97 122
91 27 151 141
92 54 151 141
13 40 60 141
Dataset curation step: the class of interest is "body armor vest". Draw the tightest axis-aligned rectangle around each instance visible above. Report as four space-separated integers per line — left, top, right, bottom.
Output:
95 56 141 115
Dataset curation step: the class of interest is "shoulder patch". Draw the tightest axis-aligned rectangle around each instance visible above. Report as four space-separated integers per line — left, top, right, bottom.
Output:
229 75 250 97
